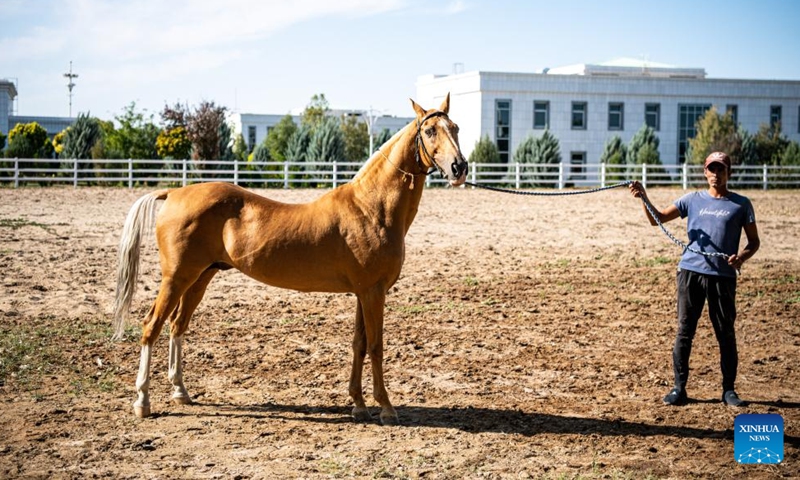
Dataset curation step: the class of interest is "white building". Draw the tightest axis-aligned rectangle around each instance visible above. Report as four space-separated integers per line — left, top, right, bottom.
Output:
1 78 74 139
415 58 800 177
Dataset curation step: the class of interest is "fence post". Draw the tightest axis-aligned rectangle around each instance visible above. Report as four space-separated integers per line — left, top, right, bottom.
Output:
558 162 564 189
128 158 133 189
642 163 648 189
13 158 19 188
182 158 187 187
515 162 520 189
283 161 289 189
234 158 239 186
682 162 688 190
73 158 78 188
600 162 606 187
333 160 338 188
763 164 768 191
471 161 477 188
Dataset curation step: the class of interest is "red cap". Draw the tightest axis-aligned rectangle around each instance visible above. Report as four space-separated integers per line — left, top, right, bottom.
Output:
704 152 731 170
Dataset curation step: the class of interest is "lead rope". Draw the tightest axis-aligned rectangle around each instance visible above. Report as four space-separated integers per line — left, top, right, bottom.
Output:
465 180 731 262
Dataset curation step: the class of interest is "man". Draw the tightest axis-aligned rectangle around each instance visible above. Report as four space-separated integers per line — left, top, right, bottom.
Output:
629 152 760 407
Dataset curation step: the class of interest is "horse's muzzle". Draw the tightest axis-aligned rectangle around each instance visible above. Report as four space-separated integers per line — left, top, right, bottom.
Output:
451 160 468 179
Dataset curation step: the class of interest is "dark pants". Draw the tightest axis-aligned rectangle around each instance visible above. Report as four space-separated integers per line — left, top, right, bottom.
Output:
673 268 738 392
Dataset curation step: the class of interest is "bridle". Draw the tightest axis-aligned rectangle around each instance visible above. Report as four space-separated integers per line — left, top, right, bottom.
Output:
378 110 467 189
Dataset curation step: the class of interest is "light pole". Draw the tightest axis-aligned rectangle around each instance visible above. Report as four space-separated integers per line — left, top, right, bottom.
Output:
364 106 384 155
63 61 79 117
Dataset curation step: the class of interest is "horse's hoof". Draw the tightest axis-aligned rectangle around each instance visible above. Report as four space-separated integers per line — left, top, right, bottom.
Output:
133 403 151 418
171 394 192 405
352 407 372 422
380 412 399 426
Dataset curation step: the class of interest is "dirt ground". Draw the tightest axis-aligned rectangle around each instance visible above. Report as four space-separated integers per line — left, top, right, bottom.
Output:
0 185 798 479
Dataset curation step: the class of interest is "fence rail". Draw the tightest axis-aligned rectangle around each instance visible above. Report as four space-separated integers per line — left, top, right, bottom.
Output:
1 158 799 189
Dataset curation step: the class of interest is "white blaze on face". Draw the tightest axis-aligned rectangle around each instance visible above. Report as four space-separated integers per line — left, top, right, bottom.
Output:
437 118 461 170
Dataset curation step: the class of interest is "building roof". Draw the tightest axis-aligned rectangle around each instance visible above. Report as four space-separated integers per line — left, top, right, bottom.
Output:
543 58 706 79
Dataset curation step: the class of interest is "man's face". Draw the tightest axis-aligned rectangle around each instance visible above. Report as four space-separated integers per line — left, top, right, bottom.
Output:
704 162 729 188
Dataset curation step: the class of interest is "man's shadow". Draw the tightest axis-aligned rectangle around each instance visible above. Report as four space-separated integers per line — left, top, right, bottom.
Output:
166 400 800 448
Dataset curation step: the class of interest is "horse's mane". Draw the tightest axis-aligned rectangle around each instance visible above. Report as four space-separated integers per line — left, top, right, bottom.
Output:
351 122 412 182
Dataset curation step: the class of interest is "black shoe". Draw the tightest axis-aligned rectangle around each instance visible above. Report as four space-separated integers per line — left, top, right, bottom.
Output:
722 390 746 407
663 388 688 406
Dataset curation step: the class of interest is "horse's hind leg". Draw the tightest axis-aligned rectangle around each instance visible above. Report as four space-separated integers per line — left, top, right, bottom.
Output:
168 268 218 406
349 300 371 422
134 272 199 418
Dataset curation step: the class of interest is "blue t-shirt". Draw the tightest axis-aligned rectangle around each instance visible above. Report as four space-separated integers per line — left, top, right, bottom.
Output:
674 191 756 278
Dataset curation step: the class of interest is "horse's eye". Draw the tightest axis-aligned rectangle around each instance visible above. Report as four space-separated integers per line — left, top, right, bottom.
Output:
453 125 460 134
425 127 435 137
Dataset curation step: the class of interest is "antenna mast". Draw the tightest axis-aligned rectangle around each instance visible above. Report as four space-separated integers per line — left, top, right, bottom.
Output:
63 61 79 117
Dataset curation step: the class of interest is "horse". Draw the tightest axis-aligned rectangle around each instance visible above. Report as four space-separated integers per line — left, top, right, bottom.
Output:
112 94 468 424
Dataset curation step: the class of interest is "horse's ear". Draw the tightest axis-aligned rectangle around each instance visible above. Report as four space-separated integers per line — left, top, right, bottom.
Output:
438 92 450 114
410 98 427 118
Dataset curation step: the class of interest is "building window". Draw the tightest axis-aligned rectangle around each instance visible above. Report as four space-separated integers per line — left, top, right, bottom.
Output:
645 103 660 131
569 152 586 183
572 102 587 130
495 99 511 163
608 102 624 130
771 105 782 129
247 126 257 152
678 104 711 164
726 104 738 125
533 101 549 129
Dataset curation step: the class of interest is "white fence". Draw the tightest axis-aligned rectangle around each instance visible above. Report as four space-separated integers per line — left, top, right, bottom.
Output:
1 157 799 189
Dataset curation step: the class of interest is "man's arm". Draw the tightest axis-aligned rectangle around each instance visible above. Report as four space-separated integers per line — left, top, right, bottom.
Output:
728 222 760 270
628 181 681 226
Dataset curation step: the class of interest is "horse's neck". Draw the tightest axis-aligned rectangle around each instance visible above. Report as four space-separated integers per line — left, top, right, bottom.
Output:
348 129 425 232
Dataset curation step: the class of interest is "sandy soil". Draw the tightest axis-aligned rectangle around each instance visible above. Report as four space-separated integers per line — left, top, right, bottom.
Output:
0 185 798 479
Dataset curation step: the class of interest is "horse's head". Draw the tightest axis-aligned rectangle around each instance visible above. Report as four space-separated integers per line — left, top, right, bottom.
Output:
410 93 468 186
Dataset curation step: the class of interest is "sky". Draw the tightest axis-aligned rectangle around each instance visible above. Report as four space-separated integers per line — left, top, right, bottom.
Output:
2 0 799 122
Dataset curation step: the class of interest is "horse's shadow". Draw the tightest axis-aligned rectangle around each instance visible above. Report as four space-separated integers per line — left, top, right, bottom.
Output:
163 400 800 448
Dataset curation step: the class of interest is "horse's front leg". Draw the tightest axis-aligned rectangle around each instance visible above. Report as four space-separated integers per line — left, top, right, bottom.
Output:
359 288 398 425
348 300 371 422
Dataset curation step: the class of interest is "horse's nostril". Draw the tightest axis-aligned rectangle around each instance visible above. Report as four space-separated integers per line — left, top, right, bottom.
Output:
451 161 467 177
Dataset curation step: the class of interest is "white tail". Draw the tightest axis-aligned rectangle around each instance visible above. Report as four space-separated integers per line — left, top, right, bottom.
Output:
112 192 165 341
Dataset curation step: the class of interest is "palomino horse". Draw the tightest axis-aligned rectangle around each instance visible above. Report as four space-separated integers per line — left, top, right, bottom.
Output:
113 94 467 424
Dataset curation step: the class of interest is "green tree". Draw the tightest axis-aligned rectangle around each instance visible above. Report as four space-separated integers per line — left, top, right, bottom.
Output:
340 114 369 162
600 135 628 181
0 130 6 152
628 125 661 165
6 122 53 159
687 106 741 166
530 129 561 186
63 113 102 160
252 139 271 162
218 121 234 161
286 124 312 162
285 124 312 186
779 141 800 166
104 103 160 160
232 133 248 162
753 122 789 165
266 114 298 162
302 93 330 128
739 125 758 166
308 116 344 163
513 135 536 164
52 128 68 156
468 134 501 183
373 128 392 152
156 125 192 160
